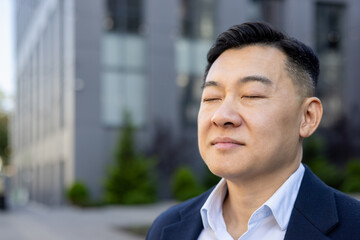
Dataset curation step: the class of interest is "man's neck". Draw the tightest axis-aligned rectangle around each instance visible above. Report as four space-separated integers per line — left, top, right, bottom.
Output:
222 161 301 239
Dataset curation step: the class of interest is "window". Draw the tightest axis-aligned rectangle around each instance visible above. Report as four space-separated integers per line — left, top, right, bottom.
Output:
105 0 143 34
247 0 284 30
316 3 345 127
101 0 145 126
177 0 216 126
181 0 216 39
101 71 145 127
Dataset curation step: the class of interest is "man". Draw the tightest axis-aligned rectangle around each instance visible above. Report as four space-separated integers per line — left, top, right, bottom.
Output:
146 22 360 240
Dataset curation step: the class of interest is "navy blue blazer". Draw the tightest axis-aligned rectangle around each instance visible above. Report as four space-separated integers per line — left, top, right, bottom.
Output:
146 166 360 240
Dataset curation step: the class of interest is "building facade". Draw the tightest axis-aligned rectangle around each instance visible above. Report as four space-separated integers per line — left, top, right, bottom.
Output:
12 0 360 205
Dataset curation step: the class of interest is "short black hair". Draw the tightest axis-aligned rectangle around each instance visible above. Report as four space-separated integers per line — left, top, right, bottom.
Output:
204 22 319 97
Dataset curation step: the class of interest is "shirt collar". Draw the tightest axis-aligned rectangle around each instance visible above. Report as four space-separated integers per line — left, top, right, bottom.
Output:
264 163 305 230
200 164 305 232
200 178 227 231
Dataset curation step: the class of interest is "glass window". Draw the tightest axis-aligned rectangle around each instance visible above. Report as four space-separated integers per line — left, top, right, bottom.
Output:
101 0 145 127
316 3 345 127
178 0 216 126
105 0 143 34
179 75 203 125
102 33 145 70
176 38 212 76
102 33 126 68
101 71 145 126
124 34 145 70
101 72 126 126
247 0 284 30
180 0 217 39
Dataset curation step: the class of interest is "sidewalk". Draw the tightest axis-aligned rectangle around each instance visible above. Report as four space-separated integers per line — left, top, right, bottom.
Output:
0 201 176 240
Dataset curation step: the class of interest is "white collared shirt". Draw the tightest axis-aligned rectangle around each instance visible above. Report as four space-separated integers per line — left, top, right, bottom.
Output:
198 164 305 240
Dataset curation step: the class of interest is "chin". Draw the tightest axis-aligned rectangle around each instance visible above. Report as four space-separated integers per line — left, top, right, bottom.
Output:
206 162 245 180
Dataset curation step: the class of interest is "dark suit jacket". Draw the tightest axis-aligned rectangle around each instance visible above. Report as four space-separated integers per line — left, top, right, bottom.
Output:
146 166 360 240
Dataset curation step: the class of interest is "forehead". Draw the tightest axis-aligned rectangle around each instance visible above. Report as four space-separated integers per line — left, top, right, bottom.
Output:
206 45 287 83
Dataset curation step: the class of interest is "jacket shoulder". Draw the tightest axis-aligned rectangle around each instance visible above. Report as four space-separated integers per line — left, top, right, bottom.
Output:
288 165 360 239
321 186 360 238
146 188 213 240
333 189 360 224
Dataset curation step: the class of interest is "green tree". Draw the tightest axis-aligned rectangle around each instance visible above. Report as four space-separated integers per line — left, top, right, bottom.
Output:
171 166 205 201
103 113 157 204
341 159 360 193
0 113 9 166
0 89 10 166
303 135 343 189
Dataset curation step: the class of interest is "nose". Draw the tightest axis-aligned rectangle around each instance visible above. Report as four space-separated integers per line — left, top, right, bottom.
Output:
211 99 242 128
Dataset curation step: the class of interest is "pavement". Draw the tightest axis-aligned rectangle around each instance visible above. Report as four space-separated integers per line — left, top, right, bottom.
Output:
0 201 177 240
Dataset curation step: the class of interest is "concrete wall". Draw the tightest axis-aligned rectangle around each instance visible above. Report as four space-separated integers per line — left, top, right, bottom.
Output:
73 0 106 199
145 0 180 134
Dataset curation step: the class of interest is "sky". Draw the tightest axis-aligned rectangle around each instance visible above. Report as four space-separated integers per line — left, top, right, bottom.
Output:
0 0 14 111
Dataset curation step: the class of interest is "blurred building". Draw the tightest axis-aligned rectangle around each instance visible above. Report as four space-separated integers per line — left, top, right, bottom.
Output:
12 0 360 205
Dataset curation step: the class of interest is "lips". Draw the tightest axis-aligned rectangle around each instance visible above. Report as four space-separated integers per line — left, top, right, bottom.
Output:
211 137 245 150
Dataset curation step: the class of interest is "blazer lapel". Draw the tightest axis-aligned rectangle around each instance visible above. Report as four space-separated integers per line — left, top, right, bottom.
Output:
161 211 203 240
160 188 213 240
284 165 338 240
284 208 332 240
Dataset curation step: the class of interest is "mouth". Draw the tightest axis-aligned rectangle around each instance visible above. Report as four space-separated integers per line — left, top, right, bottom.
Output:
211 137 245 150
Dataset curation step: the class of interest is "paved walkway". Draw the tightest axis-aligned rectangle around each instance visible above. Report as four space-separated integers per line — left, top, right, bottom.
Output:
0 201 176 240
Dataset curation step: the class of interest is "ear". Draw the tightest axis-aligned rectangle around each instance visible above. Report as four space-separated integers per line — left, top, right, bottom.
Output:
299 97 323 138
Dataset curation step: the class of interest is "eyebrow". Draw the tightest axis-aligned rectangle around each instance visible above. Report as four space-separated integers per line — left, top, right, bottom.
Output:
240 75 273 85
201 75 273 89
201 80 220 89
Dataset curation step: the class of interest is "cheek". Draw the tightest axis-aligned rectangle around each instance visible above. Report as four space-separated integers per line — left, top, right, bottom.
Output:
197 108 205 124
197 107 211 129
197 109 209 143
249 106 299 139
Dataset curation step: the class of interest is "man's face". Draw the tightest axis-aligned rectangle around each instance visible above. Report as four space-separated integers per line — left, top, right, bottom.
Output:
198 45 305 182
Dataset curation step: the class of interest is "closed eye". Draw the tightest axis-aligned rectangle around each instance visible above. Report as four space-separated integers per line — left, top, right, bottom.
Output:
203 98 221 102
243 96 263 99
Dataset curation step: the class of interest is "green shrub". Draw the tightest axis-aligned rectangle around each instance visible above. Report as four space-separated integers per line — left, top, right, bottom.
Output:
341 159 360 193
306 156 343 189
103 113 157 204
67 181 89 206
303 135 343 189
171 166 204 201
104 156 157 204
303 134 325 161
